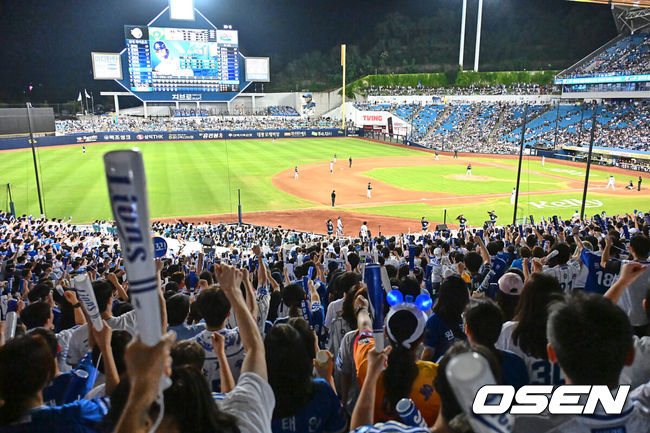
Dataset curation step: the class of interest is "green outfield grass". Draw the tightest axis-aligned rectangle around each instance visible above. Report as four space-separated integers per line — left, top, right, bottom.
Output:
0 137 646 225
473 157 612 181
346 191 647 228
0 138 415 222
363 165 569 195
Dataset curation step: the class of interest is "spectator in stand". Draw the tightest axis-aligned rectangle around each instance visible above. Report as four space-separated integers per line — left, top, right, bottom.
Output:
495 271 524 321
110 264 274 433
352 292 441 426
187 285 245 392
496 272 565 385
513 291 650 432
0 319 118 432
421 275 469 362
265 318 345 433
463 297 529 389
611 233 650 336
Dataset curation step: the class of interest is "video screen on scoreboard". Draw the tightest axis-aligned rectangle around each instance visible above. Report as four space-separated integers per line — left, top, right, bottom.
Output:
124 25 239 93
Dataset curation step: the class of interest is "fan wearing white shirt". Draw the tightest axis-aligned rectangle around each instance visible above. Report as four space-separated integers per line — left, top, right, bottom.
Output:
541 242 582 294
189 285 245 392
65 280 137 368
513 292 650 433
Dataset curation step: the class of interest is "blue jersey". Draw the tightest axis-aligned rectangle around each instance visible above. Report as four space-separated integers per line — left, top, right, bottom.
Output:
326 223 334 235
271 379 346 433
478 257 508 298
500 350 529 390
423 313 466 362
458 218 467 229
581 249 620 295
421 220 429 231
43 352 97 407
0 397 110 433
496 252 512 267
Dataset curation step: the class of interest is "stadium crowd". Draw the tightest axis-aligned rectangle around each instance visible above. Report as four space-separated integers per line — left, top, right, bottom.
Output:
55 116 337 135
268 106 300 116
362 83 558 97
567 33 650 78
498 101 650 153
1 205 650 432
354 99 650 154
172 108 210 118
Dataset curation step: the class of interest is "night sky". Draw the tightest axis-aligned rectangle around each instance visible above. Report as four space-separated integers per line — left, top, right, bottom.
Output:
0 0 615 103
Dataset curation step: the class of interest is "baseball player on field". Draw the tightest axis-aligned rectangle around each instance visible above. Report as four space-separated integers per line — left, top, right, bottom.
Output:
466 163 472 176
294 166 299 180
337 216 343 236
606 175 615 190
367 182 372 199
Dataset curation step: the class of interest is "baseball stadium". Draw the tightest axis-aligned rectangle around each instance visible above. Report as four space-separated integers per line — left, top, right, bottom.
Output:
1 0 650 432
1 137 648 234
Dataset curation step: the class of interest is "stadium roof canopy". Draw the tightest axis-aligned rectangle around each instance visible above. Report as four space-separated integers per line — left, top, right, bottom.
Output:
568 0 650 33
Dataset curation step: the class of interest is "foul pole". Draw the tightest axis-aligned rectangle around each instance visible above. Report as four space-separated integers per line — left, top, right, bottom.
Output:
580 102 598 220
341 44 346 134
26 103 45 217
512 105 529 225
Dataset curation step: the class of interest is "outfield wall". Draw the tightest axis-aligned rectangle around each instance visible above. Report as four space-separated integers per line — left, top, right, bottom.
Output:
0 128 346 151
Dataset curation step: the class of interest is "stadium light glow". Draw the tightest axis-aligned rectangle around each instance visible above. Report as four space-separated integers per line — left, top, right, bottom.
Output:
169 0 195 21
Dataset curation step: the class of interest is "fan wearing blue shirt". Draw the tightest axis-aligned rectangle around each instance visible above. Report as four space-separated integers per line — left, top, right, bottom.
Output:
266 319 346 433
0 319 118 433
581 247 621 295
421 275 469 363
166 293 205 341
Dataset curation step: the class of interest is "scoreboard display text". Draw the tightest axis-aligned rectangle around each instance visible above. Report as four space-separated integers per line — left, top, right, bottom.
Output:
124 25 239 94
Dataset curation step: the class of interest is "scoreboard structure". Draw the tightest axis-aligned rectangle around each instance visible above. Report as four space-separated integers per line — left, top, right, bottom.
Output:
98 1 269 104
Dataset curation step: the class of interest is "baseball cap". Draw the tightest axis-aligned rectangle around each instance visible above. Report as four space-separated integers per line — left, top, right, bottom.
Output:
498 272 524 295
153 41 167 51
303 93 312 98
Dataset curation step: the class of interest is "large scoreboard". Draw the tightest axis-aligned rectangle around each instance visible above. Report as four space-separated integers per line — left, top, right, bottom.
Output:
100 1 269 103
124 25 240 93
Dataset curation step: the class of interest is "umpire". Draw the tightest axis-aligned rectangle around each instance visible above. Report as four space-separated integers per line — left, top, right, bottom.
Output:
331 190 336 207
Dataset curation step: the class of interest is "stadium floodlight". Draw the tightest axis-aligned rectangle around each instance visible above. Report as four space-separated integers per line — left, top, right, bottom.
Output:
169 0 195 21
474 0 484 72
459 0 468 70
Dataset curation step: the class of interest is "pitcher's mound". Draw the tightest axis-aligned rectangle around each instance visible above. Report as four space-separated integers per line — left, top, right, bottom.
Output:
446 174 499 182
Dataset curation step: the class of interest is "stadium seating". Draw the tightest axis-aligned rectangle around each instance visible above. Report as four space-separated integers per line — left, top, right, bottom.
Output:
173 108 209 117
565 33 650 78
55 116 338 134
355 98 650 153
268 106 300 116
